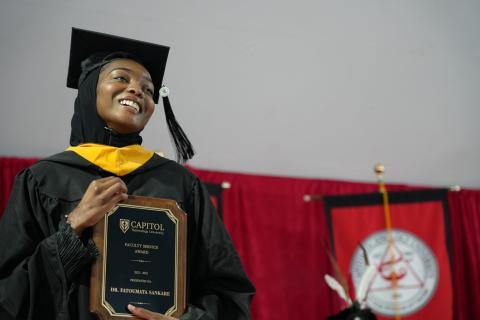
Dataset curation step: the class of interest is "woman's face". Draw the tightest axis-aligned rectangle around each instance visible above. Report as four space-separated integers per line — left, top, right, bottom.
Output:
96 59 155 134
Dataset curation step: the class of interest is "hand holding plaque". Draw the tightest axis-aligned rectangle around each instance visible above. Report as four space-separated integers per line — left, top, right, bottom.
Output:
127 304 179 320
68 177 129 235
90 196 186 319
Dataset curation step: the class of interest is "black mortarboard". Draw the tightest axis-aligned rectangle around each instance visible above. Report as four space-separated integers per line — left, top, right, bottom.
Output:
66 28 194 162
67 27 169 103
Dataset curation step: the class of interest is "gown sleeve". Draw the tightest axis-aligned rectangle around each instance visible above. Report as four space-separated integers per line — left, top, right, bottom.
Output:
0 168 98 320
180 179 255 320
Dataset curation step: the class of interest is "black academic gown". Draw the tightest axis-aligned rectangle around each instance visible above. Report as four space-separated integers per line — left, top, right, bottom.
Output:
0 151 255 320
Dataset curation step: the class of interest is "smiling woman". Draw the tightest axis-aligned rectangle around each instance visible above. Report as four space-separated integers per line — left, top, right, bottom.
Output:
0 28 255 320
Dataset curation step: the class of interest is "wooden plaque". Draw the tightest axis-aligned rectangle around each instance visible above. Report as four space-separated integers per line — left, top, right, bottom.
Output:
90 196 186 319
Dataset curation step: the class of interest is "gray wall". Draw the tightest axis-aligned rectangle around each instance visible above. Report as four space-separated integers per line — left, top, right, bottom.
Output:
1 0 479 188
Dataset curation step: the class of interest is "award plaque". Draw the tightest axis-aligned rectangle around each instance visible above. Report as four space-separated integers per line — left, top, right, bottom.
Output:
90 196 186 319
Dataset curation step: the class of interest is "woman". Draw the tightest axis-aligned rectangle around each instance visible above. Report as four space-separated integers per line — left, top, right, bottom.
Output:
0 28 255 320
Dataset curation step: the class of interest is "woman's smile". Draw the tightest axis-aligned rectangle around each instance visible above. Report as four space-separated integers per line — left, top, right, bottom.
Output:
118 98 141 113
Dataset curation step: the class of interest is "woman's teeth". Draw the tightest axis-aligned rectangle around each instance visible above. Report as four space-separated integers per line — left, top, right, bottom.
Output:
119 100 140 113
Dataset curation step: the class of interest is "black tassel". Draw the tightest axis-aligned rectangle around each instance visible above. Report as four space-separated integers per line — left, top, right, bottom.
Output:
162 95 195 163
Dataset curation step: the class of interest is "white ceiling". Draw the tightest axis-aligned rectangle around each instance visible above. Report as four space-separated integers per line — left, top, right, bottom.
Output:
1 0 479 188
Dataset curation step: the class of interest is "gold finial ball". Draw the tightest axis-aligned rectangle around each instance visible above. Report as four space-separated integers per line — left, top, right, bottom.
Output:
374 163 385 175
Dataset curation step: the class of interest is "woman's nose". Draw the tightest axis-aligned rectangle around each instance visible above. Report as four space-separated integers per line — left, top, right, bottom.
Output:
127 83 144 97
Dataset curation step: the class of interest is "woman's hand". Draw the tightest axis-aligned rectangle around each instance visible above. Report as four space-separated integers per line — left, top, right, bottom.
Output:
68 176 128 235
127 304 179 320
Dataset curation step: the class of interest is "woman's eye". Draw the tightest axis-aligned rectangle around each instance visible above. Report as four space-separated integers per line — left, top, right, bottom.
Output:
145 88 154 96
114 76 128 82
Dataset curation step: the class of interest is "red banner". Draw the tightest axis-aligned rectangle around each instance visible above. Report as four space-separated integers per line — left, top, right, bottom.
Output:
324 190 453 320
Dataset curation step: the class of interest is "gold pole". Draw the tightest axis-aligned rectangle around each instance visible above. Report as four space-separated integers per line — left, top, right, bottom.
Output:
374 164 401 320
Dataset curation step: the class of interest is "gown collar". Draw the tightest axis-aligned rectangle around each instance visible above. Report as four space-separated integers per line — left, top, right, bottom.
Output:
67 143 154 176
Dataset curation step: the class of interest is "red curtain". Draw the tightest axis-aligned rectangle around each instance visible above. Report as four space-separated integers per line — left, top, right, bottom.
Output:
187 167 415 319
1 157 479 319
448 190 480 319
0 157 38 214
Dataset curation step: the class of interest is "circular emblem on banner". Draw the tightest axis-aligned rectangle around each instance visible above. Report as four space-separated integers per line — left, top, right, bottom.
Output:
350 229 438 316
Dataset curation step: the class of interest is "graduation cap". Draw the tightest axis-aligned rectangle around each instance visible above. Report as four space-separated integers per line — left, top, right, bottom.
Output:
66 28 194 162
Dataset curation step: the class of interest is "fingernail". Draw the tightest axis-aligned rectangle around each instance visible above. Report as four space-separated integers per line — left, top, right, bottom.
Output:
128 304 135 311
